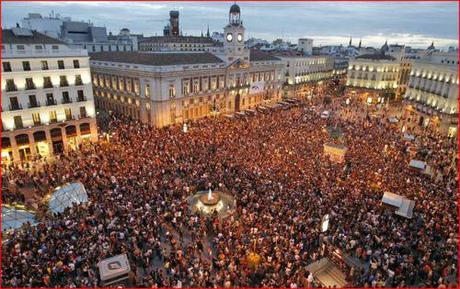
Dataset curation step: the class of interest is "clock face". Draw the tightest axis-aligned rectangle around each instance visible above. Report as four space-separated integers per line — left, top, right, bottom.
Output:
226 33 233 42
237 33 243 42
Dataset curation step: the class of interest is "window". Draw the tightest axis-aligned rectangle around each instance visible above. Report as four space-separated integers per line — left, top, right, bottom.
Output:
46 93 56 106
75 75 83 86
3 62 12 72
25 78 36 90
60 76 69 87
73 60 80 69
43 77 53 88
6 79 17 91
28 95 39 108
193 80 199 93
77 90 85 102
182 81 190 95
49 111 57 123
17 45 25 51
65 108 72 120
14 116 23 129
35 45 43 50
144 84 150 98
79 106 87 118
62 91 71 104
32 112 41 126
41 61 49 70
9 97 21 110
52 45 59 50
119 78 124 90
58 60 65 69
22 61 31 71
169 83 176 98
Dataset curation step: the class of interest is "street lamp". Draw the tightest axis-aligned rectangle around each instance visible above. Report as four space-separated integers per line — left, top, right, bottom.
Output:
183 123 188 133
321 214 330 232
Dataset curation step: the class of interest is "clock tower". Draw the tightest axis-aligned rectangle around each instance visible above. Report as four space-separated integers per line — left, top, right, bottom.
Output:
223 3 249 64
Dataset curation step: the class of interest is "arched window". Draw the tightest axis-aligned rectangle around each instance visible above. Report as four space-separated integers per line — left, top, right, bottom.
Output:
50 128 63 139
80 123 91 135
2 137 11 148
65 125 77 137
33 131 47 142
15 134 29 145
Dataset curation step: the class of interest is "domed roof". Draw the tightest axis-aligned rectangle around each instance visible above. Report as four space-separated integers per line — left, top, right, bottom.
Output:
230 3 241 14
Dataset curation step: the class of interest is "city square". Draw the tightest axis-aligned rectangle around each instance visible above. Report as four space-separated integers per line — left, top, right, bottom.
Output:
1 1 458 288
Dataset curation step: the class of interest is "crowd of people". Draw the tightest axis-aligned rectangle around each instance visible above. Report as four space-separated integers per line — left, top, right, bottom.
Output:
2 95 458 288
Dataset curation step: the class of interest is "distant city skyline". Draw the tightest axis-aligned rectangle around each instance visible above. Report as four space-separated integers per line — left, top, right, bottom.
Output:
2 1 458 49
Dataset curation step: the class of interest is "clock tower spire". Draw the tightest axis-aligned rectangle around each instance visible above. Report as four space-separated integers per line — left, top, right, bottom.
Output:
223 3 248 64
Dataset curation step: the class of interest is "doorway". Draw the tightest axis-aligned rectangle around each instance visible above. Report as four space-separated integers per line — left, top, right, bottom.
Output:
235 93 241 112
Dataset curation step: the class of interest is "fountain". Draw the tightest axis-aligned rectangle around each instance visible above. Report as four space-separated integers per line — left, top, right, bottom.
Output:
187 188 236 218
199 188 221 206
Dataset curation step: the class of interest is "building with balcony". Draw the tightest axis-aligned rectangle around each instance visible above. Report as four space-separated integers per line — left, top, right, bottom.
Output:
139 36 216 52
403 51 458 136
1 28 97 164
346 54 399 103
90 4 284 128
272 53 334 98
21 13 140 52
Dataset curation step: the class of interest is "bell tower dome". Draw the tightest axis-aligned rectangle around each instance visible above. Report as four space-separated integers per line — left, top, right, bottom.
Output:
229 3 241 26
223 3 248 64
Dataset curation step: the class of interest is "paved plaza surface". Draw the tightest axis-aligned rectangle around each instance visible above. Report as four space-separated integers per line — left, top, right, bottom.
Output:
2 97 458 288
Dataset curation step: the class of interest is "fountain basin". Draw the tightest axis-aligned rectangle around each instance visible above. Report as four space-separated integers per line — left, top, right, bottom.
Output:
187 190 236 218
199 192 221 205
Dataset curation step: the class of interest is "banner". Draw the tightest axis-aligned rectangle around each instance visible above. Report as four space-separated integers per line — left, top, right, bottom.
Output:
249 81 265 94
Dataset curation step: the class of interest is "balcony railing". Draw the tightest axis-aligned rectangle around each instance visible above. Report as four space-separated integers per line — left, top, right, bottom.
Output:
60 82 69 87
43 82 53 89
62 98 73 104
6 85 18 92
9 104 23 111
77 96 87 102
46 99 57 106
65 115 74 121
25 84 36 90
28 101 41 108
79 113 88 119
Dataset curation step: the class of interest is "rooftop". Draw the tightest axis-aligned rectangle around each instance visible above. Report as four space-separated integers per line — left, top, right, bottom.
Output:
89 51 224 66
3 28 65 45
355 54 396 61
249 49 282 62
140 36 215 44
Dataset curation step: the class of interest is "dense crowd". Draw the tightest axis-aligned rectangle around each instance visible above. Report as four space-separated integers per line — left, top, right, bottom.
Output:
2 97 458 288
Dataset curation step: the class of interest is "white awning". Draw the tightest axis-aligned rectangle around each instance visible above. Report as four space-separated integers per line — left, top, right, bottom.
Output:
382 192 415 219
409 159 426 170
403 133 415 141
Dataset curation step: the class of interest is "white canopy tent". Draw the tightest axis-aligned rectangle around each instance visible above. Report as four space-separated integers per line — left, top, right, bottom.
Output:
404 133 415 141
48 182 88 214
409 159 427 172
2 205 37 231
98 254 131 286
381 192 415 219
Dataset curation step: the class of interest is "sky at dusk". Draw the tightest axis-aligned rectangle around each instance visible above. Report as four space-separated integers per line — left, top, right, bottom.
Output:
2 1 458 49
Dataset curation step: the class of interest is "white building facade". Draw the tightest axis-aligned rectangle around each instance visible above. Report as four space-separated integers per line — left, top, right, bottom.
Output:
346 54 399 103
279 56 335 85
298 38 313 55
90 4 284 128
403 51 458 136
1 28 98 163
